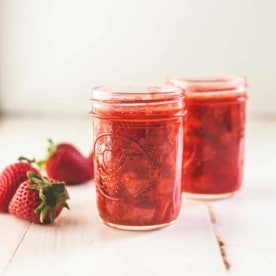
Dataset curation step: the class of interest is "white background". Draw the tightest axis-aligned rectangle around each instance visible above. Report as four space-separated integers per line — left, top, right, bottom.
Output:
0 0 275 117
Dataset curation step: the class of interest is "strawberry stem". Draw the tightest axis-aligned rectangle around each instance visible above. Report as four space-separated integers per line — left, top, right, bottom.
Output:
36 160 46 170
18 156 36 163
47 138 57 159
36 138 57 170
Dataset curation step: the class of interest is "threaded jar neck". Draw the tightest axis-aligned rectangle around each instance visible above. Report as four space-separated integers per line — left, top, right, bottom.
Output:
168 76 247 101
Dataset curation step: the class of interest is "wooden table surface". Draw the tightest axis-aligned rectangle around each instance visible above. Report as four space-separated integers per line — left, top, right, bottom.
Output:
0 116 275 276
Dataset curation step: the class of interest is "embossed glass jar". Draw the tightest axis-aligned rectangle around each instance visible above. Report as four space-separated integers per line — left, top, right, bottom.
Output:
168 76 247 200
91 85 186 230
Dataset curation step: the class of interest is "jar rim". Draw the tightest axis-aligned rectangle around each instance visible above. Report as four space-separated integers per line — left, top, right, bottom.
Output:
168 75 247 97
91 84 184 103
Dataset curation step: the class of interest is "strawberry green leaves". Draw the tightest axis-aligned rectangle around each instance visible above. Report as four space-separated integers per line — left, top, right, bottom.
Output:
27 172 70 223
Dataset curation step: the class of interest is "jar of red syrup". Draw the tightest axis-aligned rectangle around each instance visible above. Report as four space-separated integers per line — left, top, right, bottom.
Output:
90 85 186 230
168 76 247 200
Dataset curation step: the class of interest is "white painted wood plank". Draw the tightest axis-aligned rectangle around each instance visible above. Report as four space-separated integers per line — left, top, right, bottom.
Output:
209 184 276 275
208 119 276 275
0 117 93 164
227 246 276 276
4 184 225 276
0 215 30 275
211 185 276 248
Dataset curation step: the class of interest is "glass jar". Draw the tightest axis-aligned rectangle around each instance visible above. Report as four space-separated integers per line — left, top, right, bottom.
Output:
168 76 247 200
90 85 186 230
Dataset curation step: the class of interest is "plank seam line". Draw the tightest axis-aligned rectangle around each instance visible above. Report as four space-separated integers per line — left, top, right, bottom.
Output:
207 204 231 271
1 223 32 276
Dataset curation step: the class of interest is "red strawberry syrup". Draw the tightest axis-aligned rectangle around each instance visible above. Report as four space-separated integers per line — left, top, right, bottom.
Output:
168 76 247 200
91 85 185 230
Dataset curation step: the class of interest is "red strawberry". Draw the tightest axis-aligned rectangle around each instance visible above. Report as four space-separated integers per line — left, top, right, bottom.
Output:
9 172 69 224
39 139 94 185
0 157 39 212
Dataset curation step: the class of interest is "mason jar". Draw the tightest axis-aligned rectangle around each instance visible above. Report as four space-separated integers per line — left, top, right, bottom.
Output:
168 76 247 200
90 85 186 230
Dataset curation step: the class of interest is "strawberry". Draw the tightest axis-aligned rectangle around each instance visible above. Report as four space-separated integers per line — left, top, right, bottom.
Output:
8 172 69 224
39 139 94 185
0 157 39 212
